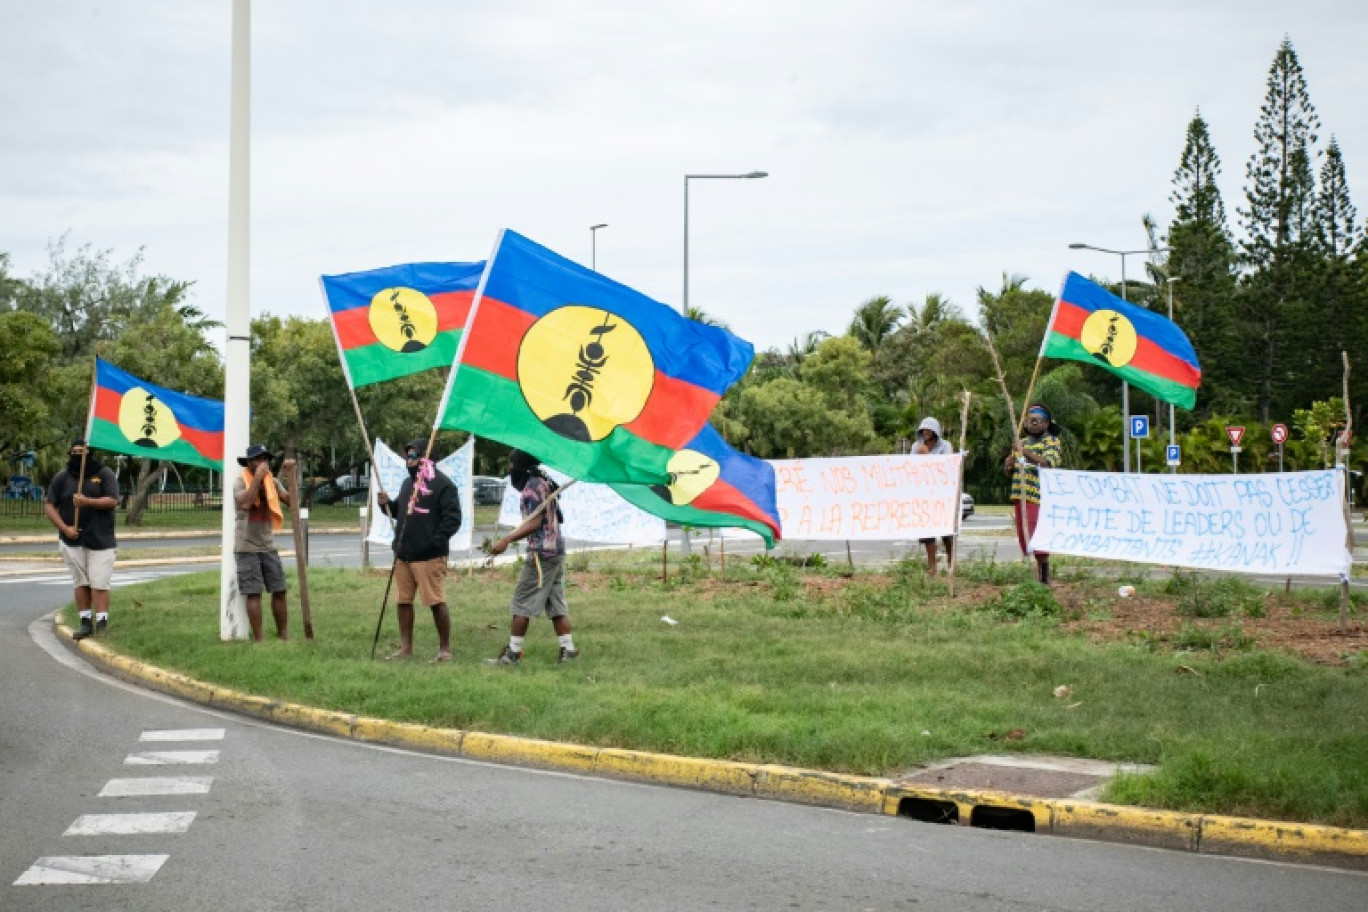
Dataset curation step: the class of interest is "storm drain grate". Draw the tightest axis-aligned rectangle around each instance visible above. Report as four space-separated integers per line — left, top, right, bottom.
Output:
896 797 958 825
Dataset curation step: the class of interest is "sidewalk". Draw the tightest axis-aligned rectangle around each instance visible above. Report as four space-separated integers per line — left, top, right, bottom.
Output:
51 616 1368 872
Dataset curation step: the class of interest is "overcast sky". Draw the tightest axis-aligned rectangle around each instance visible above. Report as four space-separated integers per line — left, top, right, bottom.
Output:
3 1 1365 355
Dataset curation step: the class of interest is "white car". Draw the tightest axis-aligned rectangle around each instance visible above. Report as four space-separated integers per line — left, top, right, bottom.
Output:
961 493 975 519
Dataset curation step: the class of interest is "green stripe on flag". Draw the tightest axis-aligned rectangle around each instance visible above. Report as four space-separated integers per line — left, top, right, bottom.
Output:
439 365 673 485
343 330 461 387
610 482 775 546
1043 334 1196 409
89 418 223 471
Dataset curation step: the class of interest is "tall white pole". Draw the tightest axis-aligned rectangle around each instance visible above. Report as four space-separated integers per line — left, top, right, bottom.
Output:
1167 276 1180 473
220 0 252 640
1120 254 1131 474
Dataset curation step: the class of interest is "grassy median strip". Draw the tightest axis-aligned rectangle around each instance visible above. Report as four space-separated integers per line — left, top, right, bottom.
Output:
74 555 1368 828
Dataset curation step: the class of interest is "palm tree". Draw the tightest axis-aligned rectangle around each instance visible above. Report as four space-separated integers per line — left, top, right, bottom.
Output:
685 306 730 331
848 296 903 366
904 292 962 334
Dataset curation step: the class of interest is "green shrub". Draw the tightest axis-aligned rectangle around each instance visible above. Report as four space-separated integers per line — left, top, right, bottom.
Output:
989 582 1061 620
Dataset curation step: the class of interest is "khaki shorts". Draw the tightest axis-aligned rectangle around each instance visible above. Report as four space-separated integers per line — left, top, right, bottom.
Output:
395 557 448 606
59 542 116 590
510 554 567 619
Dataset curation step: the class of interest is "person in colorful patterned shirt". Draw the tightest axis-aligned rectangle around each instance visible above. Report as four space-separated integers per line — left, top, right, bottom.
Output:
1003 403 1063 585
486 449 578 665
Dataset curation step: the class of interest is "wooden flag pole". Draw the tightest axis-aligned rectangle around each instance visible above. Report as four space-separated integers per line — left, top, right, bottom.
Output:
949 389 971 598
73 358 98 531
287 454 314 640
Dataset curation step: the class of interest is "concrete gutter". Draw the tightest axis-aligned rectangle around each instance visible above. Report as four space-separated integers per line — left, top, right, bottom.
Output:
55 618 1368 872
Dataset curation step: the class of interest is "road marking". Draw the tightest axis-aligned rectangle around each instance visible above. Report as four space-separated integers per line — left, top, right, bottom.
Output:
140 728 225 741
100 776 212 797
0 570 191 587
14 854 169 885
125 749 219 765
64 812 197 836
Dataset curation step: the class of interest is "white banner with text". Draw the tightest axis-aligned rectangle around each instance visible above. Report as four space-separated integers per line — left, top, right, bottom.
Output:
1030 469 1351 577
767 453 962 541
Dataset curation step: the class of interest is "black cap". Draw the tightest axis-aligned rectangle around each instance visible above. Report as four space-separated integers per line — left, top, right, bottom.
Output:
237 443 273 467
405 439 428 458
69 438 88 451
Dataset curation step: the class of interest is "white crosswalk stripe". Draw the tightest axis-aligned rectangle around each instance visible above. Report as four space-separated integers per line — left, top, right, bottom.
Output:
0 569 193 587
64 812 197 836
125 749 219 765
100 776 213 797
140 728 225 742
14 854 169 885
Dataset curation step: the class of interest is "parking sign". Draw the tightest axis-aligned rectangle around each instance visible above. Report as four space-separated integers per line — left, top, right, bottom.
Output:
1166 444 1181 467
1130 416 1150 439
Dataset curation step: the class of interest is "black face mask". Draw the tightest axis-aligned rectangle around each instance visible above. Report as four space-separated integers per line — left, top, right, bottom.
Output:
68 453 100 476
509 468 531 491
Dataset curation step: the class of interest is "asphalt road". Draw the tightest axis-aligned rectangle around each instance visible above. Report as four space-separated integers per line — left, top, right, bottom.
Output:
3 574 1367 909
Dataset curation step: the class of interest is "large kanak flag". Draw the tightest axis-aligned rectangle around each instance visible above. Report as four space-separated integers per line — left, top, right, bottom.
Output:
320 261 485 388
88 359 225 470
610 423 781 546
435 230 756 485
1042 272 1202 409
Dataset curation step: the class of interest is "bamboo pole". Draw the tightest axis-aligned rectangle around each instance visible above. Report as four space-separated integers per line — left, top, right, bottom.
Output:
287 455 314 640
949 389 971 598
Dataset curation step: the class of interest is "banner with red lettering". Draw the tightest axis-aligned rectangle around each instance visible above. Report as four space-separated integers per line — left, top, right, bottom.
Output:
766 453 962 541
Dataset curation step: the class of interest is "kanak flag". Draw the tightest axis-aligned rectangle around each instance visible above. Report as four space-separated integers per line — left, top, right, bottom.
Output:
1042 272 1201 409
320 261 485 388
435 230 755 485
88 359 224 470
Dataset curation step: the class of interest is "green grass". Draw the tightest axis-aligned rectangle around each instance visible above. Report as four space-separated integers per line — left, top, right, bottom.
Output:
68 554 1368 828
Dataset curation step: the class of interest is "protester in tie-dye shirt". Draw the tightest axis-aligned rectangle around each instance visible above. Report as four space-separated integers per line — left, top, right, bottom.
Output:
1003 404 1063 585
487 450 578 666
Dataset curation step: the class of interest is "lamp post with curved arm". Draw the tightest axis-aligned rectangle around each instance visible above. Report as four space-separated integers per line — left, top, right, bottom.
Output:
683 171 767 317
589 223 607 272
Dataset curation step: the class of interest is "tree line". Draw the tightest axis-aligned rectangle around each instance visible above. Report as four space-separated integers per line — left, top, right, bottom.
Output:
1 38 1362 517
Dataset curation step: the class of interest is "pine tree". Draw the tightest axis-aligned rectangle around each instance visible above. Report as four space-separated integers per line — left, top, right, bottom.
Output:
1238 36 1321 421
1311 138 1366 421
1166 111 1241 416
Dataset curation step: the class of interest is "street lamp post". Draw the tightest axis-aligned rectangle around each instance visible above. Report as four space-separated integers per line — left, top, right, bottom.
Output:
1068 242 1171 473
682 171 767 317
589 223 607 272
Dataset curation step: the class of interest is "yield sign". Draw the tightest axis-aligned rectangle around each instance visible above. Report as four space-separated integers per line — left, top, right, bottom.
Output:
1226 426 1246 447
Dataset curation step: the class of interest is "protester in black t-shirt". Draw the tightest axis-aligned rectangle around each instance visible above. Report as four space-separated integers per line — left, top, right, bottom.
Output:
44 439 119 640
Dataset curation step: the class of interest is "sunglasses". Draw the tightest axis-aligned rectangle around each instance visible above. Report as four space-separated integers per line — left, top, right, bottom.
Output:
405 451 420 460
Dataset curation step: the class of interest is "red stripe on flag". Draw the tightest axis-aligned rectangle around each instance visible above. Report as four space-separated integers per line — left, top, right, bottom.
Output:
692 478 777 532
1051 301 1199 389
181 426 224 461
93 385 120 424
624 374 721 450
333 290 474 351
460 297 535 379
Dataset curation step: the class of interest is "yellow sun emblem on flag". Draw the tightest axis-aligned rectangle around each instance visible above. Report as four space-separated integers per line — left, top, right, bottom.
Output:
117 388 181 448
651 448 720 505
518 306 655 442
1079 309 1139 368
368 287 439 353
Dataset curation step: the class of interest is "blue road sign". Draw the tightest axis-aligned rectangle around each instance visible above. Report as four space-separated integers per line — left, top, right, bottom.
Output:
1166 444 1181 466
1131 416 1150 439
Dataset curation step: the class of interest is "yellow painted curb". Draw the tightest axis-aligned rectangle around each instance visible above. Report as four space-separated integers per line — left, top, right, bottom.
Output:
1201 814 1368 869
593 748 756 796
753 764 887 813
55 619 1368 871
1052 800 1201 852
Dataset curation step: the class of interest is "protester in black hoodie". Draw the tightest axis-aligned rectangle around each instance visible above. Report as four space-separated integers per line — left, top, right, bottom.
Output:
376 439 462 661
